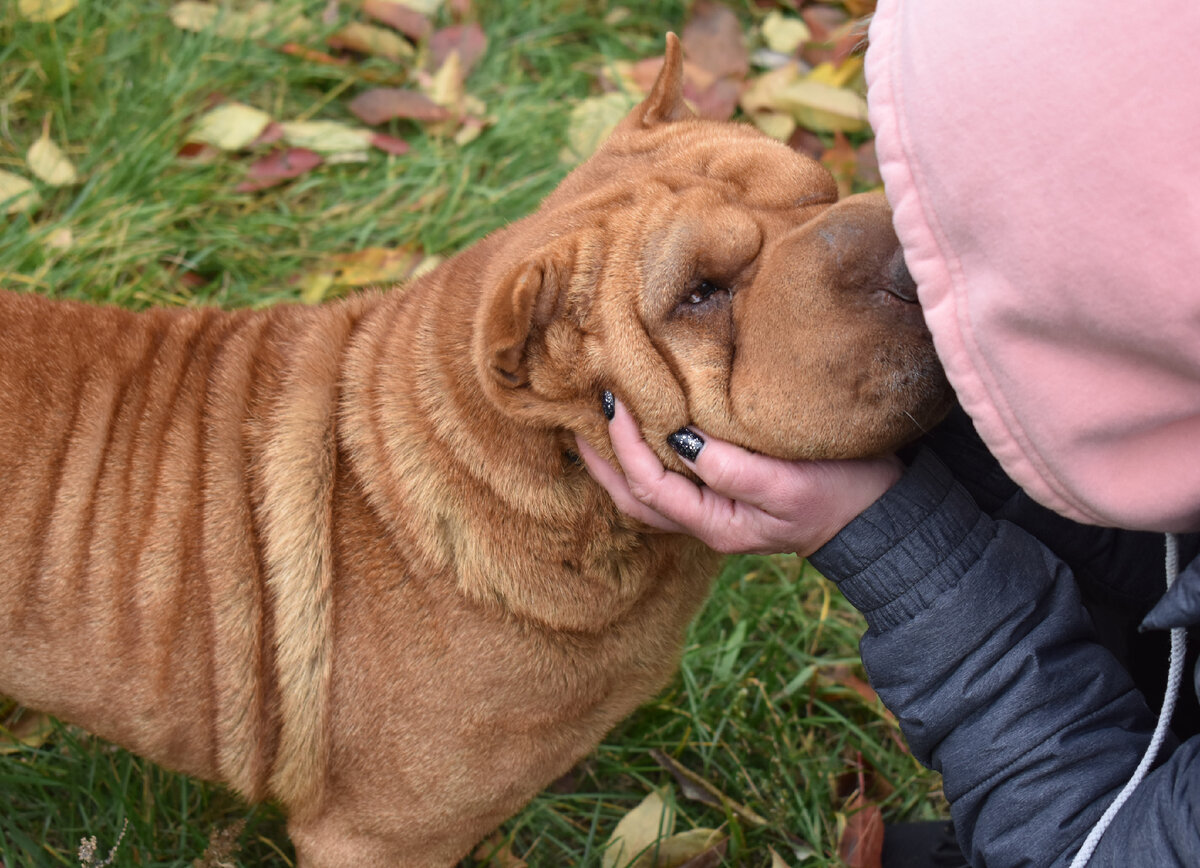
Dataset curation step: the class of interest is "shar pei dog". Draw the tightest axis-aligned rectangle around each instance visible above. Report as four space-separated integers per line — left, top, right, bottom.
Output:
0 35 949 867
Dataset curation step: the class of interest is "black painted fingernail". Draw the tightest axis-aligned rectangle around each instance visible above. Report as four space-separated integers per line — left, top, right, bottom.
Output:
667 427 705 461
601 390 615 421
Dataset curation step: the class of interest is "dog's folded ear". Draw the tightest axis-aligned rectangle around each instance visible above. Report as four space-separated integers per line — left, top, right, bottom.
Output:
477 247 574 391
622 32 694 130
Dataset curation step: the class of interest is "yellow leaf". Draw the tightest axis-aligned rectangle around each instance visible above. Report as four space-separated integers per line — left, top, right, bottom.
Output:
652 829 726 868
603 789 676 868
807 56 865 89
772 79 869 134
18 0 77 23
169 0 218 31
27 127 79 187
391 0 440 14
761 10 811 55
768 846 793 868
45 226 74 250
0 171 40 216
426 49 465 111
748 110 796 142
0 709 54 754
280 120 374 154
298 246 433 303
189 102 273 151
329 21 413 63
560 91 638 166
169 1 311 40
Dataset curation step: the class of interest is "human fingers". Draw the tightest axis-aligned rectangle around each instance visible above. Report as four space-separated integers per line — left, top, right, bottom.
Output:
574 432 686 533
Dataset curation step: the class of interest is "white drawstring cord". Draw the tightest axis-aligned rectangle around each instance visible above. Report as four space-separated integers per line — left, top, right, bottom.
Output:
1068 532 1185 867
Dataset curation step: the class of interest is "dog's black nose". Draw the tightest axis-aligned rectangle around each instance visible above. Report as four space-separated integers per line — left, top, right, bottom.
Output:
886 247 919 303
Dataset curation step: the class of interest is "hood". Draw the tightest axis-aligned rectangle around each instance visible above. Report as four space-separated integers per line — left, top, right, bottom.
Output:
866 0 1200 532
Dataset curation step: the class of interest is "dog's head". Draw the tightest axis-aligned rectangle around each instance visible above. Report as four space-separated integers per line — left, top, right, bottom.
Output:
475 34 951 469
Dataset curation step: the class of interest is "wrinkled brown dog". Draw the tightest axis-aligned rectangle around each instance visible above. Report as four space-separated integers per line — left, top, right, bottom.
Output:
0 36 949 867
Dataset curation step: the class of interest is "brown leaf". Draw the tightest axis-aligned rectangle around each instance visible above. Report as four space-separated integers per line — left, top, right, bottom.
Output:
235 148 323 192
328 21 414 63
428 22 487 75
362 0 431 41
682 1 748 82
838 796 884 868
348 88 452 125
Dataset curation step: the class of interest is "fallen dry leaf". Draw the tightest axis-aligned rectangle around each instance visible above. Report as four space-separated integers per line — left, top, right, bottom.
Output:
169 1 312 40
761 10 810 56
395 0 440 14
328 21 413 63
682 1 748 81
770 77 868 134
235 147 323 192
429 22 487 76
279 119 374 154
348 88 452 125
370 132 411 155
0 171 40 216
362 0 431 40
297 245 434 303
27 120 80 187
189 102 273 151
654 829 727 868
0 708 54 754
561 91 637 165
44 226 74 250
18 0 77 22
838 796 884 868
602 789 676 868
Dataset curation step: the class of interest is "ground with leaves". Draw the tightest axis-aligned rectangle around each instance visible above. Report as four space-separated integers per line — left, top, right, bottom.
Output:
1 1 945 866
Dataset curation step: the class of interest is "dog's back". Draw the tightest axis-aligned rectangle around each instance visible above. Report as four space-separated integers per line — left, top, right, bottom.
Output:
0 290 336 797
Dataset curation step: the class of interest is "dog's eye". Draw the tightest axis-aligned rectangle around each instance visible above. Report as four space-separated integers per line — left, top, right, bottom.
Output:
686 280 724 305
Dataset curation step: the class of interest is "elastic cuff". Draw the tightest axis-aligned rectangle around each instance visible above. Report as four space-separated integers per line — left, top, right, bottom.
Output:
810 448 995 631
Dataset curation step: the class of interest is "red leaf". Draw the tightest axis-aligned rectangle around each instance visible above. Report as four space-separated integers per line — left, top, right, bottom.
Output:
429 22 487 75
362 0 431 41
682 1 748 82
249 121 285 148
800 4 850 42
685 78 741 121
370 132 411 155
235 148 323 192
839 798 884 868
348 88 453 125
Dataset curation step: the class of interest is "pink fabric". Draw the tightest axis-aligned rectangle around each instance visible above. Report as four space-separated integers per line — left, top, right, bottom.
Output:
866 0 1200 532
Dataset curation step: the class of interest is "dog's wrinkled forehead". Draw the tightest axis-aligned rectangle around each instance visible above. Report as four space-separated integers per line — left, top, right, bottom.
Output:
607 123 839 211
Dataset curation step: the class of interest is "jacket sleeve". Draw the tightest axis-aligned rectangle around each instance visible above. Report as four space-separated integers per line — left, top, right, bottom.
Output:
809 448 1200 866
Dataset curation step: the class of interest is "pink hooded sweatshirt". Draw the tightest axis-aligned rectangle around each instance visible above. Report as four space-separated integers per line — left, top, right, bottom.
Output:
866 0 1200 533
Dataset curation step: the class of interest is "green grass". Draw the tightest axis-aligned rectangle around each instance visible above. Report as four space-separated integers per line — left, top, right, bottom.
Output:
0 1 946 865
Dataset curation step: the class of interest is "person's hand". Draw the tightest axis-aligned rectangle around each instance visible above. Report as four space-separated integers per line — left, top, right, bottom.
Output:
575 394 903 557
